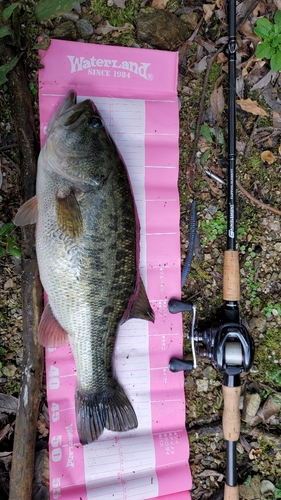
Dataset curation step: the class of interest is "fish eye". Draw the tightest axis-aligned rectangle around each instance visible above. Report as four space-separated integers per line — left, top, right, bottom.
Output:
90 117 103 128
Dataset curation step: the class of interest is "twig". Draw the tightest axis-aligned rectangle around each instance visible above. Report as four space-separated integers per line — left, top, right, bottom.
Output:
187 46 225 186
244 117 259 158
236 180 281 216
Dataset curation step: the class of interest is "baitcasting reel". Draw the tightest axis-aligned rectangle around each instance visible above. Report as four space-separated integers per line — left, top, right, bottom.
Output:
168 298 255 383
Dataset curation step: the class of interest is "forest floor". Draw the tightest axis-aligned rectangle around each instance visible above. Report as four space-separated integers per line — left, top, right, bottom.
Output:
0 0 281 498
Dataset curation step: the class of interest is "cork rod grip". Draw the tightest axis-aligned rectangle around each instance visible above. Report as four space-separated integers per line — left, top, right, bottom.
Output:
224 484 239 500
223 250 240 301
222 385 241 441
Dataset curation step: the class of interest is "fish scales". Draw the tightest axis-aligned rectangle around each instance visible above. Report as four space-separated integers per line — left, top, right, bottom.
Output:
14 91 154 444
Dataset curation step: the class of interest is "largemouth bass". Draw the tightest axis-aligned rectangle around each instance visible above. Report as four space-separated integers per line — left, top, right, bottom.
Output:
15 91 154 445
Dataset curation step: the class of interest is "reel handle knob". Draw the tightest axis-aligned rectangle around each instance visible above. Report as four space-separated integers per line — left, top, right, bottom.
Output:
168 299 193 314
169 358 194 372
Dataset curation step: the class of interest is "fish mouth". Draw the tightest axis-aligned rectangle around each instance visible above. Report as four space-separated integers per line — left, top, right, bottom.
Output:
57 91 101 130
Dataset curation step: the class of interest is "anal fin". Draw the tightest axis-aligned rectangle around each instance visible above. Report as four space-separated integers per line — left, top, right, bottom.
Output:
128 278 155 323
38 303 69 347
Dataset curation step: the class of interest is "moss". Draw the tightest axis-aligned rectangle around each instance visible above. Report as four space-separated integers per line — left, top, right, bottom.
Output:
253 328 281 389
91 0 141 27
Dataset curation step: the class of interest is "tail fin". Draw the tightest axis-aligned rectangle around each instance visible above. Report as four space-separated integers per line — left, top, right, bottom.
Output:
75 382 138 445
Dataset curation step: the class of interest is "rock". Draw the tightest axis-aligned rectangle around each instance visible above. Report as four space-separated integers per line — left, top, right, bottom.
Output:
2 364 17 378
4 278 14 290
239 476 260 500
76 18 94 39
202 365 216 378
248 316 267 333
51 21 77 40
63 12 80 22
135 10 190 50
242 393 261 423
185 375 195 388
260 480 275 495
274 242 281 252
196 378 208 392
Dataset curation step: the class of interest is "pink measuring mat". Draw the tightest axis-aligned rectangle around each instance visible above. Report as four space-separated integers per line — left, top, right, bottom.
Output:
38 39 192 500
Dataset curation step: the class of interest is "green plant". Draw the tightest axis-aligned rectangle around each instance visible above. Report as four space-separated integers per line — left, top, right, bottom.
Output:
254 10 281 71
244 268 260 307
201 210 227 244
0 0 77 84
0 222 21 258
199 124 226 165
262 302 281 318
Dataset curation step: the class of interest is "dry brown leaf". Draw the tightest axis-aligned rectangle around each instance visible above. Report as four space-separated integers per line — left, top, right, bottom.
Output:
237 98 269 117
262 395 280 420
203 3 215 21
273 111 281 129
249 448 263 460
217 52 227 64
261 150 276 164
216 0 224 9
151 0 169 9
37 414 49 438
240 20 261 48
210 77 225 126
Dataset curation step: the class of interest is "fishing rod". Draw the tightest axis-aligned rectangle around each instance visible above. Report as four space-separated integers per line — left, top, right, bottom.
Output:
169 0 255 498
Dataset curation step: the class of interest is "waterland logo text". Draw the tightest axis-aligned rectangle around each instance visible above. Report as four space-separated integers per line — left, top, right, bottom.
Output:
67 55 153 80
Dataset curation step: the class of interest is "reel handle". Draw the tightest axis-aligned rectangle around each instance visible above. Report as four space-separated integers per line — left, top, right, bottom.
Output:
223 251 240 301
222 385 241 442
224 484 239 500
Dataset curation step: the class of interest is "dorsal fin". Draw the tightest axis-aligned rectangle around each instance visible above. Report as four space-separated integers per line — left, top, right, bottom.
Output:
56 188 83 238
14 196 38 226
127 278 155 323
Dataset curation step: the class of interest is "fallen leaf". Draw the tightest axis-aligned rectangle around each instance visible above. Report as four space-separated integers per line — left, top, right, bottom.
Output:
249 448 262 460
0 394 18 420
251 69 276 91
0 451 12 470
217 52 227 64
216 0 225 10
0 423 12 443
113 0 126 7
210 77 225 126
151 0 168 9
237 98 269 116
37 414 49 438
240 20 260 48
273 111 281 129
262 394 281 420
274 0 281 10
203 3 215 21
33 449 50 500
193 55 208 74
261 151 276 164
198 469 224 479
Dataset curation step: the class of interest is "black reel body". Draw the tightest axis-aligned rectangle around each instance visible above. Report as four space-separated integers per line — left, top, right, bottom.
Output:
168 299 255 379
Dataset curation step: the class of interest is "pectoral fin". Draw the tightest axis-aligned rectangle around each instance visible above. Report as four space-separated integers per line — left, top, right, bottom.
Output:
127 278 155 323
38 303 69 347
14 196 38 226
56 188 82 238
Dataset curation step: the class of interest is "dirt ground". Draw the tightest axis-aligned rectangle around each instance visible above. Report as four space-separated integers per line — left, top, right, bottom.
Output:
0 0 281 499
